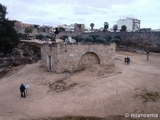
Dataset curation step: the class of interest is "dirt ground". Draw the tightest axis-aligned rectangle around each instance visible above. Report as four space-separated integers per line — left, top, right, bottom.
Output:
0 51 160 120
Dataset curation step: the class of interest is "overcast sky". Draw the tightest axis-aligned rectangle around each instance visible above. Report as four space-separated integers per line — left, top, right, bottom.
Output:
1 0 160 29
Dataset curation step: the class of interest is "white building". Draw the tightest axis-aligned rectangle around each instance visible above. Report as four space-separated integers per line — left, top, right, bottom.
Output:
58 24 74 31
117 17 140 32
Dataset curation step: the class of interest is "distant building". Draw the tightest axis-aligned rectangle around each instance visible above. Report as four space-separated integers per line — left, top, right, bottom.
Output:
13 20 32 31
13 20 52 37
117 17 140 32
74 23 85 33
139 28 151 32
152 29 160 32
58 24 74 31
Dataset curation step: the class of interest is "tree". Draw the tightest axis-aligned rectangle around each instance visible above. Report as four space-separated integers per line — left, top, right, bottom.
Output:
90 23 94 31
36 34 44 40
111 36 122 45
120 25 127 32
0 3 19 55
85 36 94 43
104 35 112 42
17 33 24 40
139 43 153 61
24 27 32 39
0 4 7 19
88 34 100 43
60 35 68 41
103 22 109 32
95 37 107 43
72 34 83 43
113 24 118 32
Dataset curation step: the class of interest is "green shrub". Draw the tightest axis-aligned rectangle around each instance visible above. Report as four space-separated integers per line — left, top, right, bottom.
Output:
95 37 107 43
111 36 122 44
36 34 44 40
72 35 83 42
45 35 52 39
114 35 121 40
104 35 112 41
111 38 121 44
79 36 85 40
85 36 94 43
88 34 101 42
17 33 23 40
60 35 68 41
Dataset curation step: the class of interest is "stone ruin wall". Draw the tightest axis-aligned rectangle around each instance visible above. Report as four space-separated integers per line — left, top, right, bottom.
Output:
74 24 84 33
59 31 160 45
41 43 115 73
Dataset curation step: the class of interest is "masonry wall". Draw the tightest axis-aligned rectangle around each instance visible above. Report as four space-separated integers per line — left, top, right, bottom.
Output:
17 27 51 36
85 32 160 44
41 43 115 73
59 31 160 44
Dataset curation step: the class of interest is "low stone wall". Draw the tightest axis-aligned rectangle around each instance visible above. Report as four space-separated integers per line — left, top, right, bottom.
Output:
89 32 160 44
41 42 115 73
59 31 160 44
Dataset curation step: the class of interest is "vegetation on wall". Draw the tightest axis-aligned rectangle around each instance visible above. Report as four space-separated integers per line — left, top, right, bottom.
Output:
70 34 120 44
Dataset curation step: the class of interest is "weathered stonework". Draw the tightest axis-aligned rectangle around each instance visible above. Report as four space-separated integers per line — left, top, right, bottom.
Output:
41 42 115 73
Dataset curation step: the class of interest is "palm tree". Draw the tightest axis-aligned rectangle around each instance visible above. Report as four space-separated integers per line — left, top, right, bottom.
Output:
103 22 109 32
90 23 94 31
120 25 127 32
113 24 118 32
24 27 32 39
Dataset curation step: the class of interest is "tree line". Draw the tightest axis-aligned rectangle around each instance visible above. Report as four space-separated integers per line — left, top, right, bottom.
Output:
60 34 122 44
90 22 127 32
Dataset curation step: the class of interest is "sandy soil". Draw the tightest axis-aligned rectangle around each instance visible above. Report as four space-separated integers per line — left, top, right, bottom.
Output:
0 51 160 120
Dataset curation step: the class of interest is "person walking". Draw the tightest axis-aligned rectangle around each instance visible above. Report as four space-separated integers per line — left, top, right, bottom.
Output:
20 84 25 98
124 57 127 64
127 57 130 64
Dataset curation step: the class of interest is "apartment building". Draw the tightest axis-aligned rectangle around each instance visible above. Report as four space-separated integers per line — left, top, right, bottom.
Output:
117 17 140 32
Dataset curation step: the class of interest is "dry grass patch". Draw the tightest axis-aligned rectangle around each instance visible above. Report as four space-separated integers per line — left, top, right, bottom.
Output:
134 88 160 103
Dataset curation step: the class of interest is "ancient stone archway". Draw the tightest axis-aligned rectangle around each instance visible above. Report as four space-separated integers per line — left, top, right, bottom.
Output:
78 52 100 68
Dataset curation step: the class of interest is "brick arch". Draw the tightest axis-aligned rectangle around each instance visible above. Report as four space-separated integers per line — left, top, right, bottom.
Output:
78 52 100 68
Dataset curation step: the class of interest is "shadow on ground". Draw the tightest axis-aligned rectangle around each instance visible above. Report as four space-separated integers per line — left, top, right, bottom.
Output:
21 115 140 120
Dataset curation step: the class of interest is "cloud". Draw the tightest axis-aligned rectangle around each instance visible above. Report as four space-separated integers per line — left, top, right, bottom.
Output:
133 0 149 7
73 6 93 15
1 0 160 29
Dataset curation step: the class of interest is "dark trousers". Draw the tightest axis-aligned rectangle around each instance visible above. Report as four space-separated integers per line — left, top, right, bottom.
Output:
21 91 25 98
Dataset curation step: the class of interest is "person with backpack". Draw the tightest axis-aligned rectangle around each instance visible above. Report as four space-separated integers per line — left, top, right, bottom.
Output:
20 83 25 98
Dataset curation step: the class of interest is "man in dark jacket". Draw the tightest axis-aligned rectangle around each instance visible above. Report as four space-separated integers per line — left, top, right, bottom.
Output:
127 57 130 64
20 84 25 98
